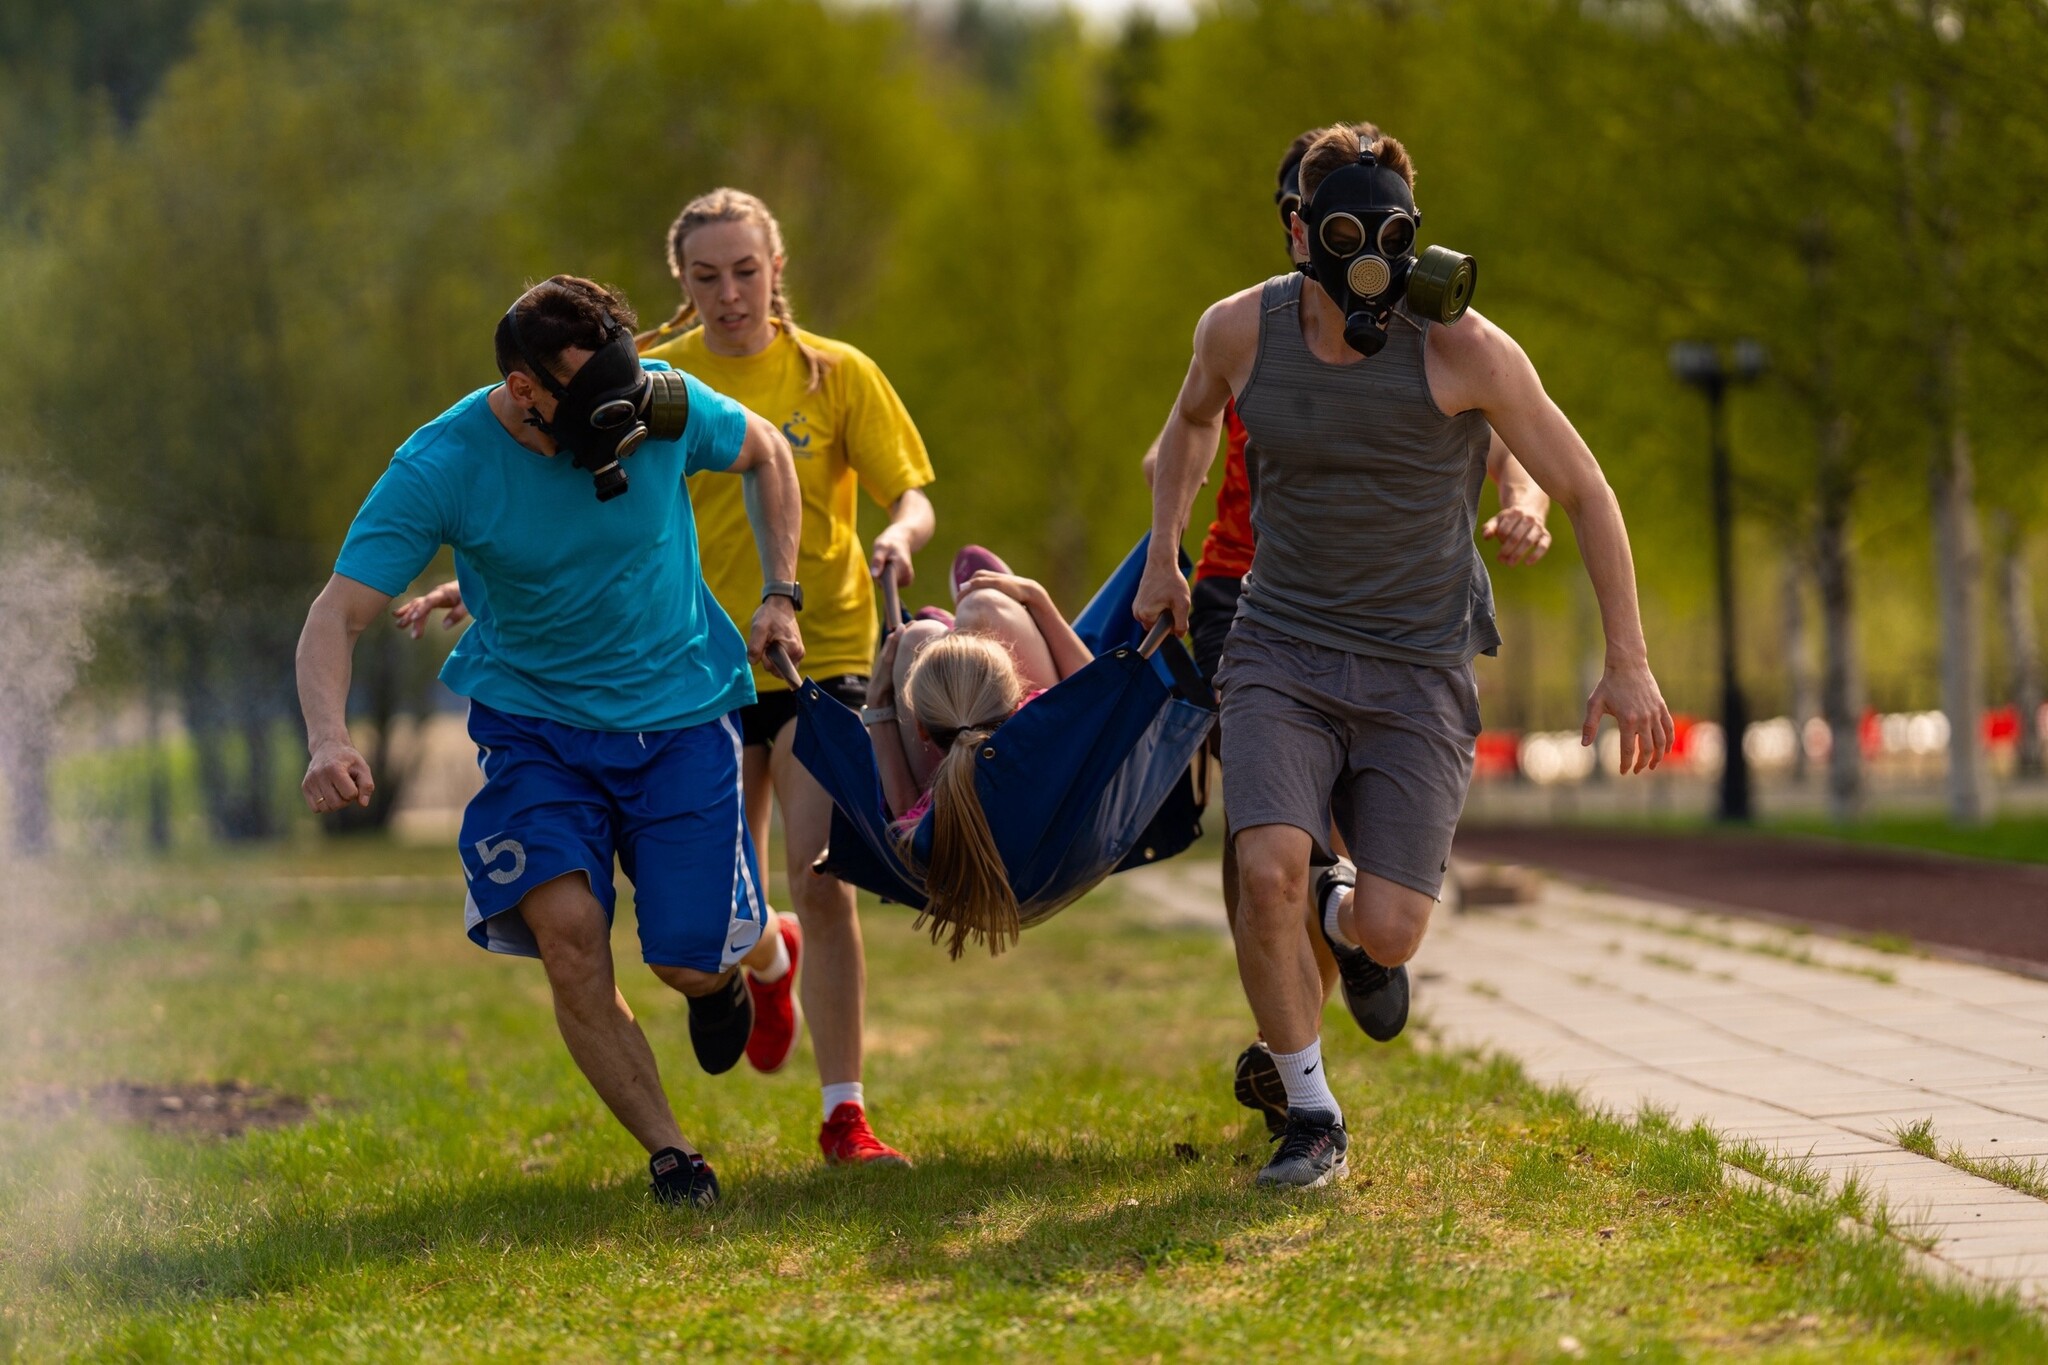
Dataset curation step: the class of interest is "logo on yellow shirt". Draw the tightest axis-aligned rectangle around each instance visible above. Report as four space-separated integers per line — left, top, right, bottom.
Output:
782 411 814 455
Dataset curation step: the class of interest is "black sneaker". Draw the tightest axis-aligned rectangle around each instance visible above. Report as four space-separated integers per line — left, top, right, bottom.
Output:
1314 860 1410 1043
686 970 755 1075
1234 1042 1289 1136
1256 1109 1349 1189
649 1146 720 1208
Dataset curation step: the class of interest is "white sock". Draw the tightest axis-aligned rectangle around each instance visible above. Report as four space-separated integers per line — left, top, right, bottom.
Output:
749 916 791 983
821 1081 864 1120
1323 878 1357 949
1270 1039 1341 1122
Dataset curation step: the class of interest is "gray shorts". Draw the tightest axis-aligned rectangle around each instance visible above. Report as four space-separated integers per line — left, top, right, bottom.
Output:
1216 614 1481 898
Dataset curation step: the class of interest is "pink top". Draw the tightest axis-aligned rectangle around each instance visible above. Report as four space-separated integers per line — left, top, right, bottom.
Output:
896 688 1046 828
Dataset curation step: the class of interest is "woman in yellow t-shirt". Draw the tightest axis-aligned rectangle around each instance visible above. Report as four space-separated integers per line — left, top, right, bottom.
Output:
639 188 935 1167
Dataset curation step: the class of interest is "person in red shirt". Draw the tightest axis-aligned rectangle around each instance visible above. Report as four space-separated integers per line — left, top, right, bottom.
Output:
1143 126 1553 1135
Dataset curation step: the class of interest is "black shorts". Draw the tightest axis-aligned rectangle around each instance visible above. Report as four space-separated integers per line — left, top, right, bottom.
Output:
1189 575 1244 686
738 675 868 748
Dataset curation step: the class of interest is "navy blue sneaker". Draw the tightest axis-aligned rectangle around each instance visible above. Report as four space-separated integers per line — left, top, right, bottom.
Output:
649 1146 720 1208
686 970 755 1075
1256 1109 1349 1188
1234 1042 1289 1136
1315 860 1410 1043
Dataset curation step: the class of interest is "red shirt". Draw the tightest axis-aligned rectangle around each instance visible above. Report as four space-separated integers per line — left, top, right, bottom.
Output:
1195 401 1254 581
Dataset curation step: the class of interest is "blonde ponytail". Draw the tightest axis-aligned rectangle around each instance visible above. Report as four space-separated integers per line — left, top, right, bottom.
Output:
638 186 838 393
895 634 1026 958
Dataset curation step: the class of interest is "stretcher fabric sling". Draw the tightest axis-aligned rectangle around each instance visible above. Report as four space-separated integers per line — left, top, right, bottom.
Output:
780 535 1216 927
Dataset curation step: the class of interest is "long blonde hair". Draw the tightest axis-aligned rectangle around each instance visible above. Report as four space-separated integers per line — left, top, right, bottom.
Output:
635 187 836 393
898 633 1026 959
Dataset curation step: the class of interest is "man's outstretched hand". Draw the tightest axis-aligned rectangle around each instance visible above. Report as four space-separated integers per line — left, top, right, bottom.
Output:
1582 660 1674 775
393 580 467 638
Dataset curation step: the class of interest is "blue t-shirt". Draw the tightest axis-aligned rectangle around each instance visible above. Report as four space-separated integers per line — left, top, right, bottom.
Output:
335 365 756 733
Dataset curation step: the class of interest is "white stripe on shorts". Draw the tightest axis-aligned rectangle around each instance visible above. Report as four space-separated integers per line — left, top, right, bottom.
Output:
718 713 767 968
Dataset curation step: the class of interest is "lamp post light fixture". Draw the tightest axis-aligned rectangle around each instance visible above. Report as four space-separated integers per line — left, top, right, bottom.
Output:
1669 338 1769 823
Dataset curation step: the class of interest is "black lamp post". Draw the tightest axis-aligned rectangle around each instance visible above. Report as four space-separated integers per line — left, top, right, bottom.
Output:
1670 338 1768 823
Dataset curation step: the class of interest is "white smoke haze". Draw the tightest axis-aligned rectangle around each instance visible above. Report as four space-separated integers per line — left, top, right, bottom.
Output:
0 515 121 1330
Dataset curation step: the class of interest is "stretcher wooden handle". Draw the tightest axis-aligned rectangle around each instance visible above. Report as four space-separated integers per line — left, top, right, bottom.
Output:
881 568 904 637
765 643 803 690
1138 616 1174 659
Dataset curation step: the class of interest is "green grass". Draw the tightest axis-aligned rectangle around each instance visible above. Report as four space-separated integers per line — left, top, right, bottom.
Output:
1592 910 1899 986
3 843 2043 1361
1890 1118 2048 1202
1761 815 2048 866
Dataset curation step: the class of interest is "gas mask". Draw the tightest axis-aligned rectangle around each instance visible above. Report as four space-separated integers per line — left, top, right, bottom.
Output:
500 310 691 501
1298 149 1478 357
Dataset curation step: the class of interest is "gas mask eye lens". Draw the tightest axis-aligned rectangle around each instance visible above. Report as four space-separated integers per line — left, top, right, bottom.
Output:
1319 212 1367 256
1277 192 1301 225
590 398 639 430
1377 213 1417 258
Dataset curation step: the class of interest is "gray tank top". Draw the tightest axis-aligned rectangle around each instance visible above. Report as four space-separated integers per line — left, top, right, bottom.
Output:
1234 272 1499 667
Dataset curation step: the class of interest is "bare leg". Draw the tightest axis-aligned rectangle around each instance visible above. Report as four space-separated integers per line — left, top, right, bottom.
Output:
1231 824 1325 1054
770 727 865 1087
1333 871 1436 966
521 872 692 1156
1223 829 1340 1021
953 588 1060 690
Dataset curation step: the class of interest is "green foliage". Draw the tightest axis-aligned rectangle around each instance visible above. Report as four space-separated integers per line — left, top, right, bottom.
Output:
2 0 2044 841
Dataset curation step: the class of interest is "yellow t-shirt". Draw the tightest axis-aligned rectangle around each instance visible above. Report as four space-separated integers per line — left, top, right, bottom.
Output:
641 323 934 692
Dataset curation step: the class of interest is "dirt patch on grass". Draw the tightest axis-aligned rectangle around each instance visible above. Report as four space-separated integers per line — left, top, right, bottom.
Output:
13 1080 313 1137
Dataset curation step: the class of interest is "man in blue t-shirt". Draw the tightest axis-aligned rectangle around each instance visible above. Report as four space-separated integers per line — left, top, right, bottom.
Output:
295 276 805 1209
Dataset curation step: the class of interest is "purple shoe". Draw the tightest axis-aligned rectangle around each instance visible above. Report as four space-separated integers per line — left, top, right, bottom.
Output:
951 545 1013 605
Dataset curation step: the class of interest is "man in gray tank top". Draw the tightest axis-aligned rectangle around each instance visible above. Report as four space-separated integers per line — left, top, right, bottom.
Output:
1137 123 1674 1190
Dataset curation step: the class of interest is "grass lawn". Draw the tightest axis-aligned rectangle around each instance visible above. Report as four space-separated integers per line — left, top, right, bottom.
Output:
2 839 2041 1361
1760 814 2048 866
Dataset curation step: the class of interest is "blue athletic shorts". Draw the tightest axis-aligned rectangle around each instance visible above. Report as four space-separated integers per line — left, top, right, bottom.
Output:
457 700 768 973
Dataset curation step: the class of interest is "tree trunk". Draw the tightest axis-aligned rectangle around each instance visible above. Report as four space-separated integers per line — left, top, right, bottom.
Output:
1813 485 1864 821
1930 439 1988 822
1995 510 2044 779
1898 37 1988 825
1782 552 1816 783
3 716 51 856
1791 0 1862 821
142 613 172 851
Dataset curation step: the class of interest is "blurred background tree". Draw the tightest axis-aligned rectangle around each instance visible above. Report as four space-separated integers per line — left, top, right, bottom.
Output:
0 0 2042 848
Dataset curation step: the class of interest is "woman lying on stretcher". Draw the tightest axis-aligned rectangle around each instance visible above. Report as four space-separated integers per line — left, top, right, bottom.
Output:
862 547 1094 958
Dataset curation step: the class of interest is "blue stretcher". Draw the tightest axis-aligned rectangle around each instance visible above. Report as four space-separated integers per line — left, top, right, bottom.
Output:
772 535 1217 932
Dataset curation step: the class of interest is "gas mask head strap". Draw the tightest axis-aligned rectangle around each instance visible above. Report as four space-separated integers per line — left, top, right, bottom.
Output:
501 294 625 402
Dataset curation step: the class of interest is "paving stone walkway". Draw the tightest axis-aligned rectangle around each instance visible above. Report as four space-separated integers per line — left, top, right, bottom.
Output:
1123 859 2048 1303
1413 877 2048 1303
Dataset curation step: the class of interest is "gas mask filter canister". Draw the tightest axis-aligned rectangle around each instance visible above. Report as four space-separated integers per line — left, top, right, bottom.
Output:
1299 149 1478 357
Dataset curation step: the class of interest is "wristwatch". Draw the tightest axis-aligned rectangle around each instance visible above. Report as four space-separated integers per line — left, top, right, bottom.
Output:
860 705 898 728
762 580 804 612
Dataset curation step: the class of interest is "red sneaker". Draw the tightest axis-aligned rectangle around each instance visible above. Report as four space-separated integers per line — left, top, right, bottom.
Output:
743 915 803 1074
819 1102 911 1167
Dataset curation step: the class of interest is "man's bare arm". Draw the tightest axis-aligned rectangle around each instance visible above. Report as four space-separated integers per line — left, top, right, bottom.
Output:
1136 294 1258 632
728 411 806 670
297 574 393 809
1444 316 1672 773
